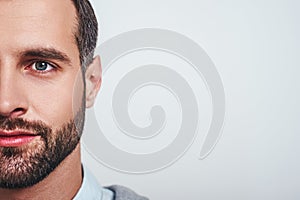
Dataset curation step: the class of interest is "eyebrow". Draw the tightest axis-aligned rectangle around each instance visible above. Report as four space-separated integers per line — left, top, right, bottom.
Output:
19 48 72 66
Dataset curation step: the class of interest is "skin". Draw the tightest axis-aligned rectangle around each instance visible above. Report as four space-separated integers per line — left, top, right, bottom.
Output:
0 0 101 199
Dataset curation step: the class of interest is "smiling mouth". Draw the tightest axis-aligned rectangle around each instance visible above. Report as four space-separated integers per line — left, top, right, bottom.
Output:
0 130 40 147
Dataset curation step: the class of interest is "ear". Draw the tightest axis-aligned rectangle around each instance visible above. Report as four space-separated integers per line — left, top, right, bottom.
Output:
85 56 102 108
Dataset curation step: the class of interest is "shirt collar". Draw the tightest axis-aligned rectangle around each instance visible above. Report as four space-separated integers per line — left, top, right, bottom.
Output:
73 165 113 200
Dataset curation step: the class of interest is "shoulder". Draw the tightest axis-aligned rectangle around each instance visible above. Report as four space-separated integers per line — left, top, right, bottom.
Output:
105 185 149 200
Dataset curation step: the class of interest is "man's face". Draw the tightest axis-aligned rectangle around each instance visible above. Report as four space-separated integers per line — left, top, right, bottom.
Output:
0 0 86 188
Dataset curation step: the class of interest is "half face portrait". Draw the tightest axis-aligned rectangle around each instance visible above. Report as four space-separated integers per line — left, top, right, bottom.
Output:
0 1 148 199
0 0 100 189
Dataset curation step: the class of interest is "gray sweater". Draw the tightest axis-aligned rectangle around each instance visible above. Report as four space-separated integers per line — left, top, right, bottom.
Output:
106 185 149 200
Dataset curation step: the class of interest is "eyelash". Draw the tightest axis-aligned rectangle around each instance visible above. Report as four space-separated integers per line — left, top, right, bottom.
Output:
26 60 58 75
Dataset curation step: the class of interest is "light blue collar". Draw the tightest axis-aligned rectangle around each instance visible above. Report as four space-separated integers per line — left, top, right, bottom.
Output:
73 165 114 200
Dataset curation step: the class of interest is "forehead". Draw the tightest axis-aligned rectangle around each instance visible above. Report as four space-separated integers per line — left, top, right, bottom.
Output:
0 0 78 62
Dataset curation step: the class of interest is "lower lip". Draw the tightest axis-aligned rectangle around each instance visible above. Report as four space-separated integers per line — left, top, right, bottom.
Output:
0 135 39 147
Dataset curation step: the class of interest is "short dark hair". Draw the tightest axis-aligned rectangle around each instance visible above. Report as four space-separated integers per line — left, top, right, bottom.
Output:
71 0 98 69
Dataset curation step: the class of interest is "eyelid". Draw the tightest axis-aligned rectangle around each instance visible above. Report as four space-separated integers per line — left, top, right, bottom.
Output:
22 55 59 65
29 59 58 68
25 60 59 74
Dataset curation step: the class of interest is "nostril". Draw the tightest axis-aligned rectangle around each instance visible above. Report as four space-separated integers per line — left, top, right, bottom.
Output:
9 107 26 118
13 108 24 112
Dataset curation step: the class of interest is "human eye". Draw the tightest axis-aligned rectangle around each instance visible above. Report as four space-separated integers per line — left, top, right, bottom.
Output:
30 61 55 72
25 61 59 75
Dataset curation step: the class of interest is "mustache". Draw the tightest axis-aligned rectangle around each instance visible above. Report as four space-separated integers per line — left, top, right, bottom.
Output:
0 115 52 136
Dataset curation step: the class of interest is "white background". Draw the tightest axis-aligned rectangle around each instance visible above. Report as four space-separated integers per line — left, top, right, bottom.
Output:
82 0 300 199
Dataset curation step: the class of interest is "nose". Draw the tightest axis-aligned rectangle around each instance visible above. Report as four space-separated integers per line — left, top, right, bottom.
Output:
0 64 28 118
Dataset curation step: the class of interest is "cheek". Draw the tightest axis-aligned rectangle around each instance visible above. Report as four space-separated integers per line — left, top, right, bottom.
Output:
27 71 85 128
72 69 85 114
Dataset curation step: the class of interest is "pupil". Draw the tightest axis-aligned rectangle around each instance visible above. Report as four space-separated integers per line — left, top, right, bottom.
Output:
36 62 47 70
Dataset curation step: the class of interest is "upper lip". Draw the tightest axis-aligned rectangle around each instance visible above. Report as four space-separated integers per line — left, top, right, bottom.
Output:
0 130 37 137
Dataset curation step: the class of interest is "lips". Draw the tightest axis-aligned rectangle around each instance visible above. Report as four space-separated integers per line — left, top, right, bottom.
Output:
0 130 40 147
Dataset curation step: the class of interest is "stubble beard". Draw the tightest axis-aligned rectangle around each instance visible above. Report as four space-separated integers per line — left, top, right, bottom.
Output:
0 104 85 189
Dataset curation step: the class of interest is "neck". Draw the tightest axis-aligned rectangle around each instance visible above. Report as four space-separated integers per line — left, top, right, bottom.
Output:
0 144 82 200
